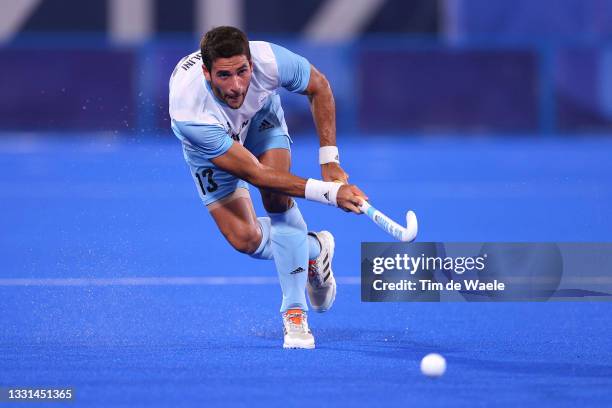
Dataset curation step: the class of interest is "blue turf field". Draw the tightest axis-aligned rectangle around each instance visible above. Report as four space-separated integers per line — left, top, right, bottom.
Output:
1 134 612 407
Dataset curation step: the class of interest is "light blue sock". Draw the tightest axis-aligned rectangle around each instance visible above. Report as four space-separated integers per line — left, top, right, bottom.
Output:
250 217 321 261
268 202 309 312
250 217 273 260
308 233 321 259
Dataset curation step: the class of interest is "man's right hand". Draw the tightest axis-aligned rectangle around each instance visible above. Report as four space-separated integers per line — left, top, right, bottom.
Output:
336 184 368 214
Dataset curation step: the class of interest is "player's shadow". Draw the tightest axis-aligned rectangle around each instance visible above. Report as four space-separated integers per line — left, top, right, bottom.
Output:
250 326 381 343
249 327 425 351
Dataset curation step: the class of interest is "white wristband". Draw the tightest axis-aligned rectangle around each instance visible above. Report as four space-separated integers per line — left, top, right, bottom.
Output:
319 146 340 165
305 179 342 206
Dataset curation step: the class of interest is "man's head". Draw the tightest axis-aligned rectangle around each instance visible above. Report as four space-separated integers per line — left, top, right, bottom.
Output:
200 26 252 109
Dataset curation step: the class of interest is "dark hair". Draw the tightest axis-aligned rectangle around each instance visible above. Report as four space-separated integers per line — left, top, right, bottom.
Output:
200 26 251 72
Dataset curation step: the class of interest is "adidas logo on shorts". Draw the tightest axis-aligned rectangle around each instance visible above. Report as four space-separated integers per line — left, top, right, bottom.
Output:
258 119 274 132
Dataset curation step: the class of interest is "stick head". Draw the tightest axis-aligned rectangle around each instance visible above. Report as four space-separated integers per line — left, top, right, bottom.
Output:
403 210 418 242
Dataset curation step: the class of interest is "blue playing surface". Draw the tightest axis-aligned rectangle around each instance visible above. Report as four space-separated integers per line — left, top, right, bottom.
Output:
1 134 612 407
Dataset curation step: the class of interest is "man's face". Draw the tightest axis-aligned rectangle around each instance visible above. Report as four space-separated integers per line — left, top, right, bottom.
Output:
203 55 252 109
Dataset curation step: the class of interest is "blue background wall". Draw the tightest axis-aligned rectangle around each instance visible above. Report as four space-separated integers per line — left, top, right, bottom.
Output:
1 0 612 135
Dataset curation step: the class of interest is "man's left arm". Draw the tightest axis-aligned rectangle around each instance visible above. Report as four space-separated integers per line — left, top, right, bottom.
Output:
269 42 349 183
302 65 349 184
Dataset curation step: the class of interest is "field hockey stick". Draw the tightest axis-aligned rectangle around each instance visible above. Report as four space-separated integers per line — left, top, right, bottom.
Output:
331 179 418 242
360 201 418 242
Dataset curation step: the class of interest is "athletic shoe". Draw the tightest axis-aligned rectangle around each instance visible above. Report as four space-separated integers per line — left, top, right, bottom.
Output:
307 231 337 312
282 308 315 349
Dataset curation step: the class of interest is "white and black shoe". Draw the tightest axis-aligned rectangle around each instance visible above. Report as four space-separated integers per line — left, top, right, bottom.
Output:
307 231 337 313
282 308 315 349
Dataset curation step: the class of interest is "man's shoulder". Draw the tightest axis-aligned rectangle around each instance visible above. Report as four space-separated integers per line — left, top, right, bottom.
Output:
169 51 223 125
249 41 280 88
171 50 202 79
249 41 273 58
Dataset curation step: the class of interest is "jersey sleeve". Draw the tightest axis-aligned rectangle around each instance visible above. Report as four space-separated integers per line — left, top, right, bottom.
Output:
269 43 311 93
171 120 233 160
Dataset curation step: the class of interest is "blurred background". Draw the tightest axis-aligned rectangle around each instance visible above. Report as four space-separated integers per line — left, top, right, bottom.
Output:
2 0 612 136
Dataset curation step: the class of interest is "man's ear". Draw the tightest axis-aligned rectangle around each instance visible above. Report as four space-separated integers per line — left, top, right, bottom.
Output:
202 64 211 82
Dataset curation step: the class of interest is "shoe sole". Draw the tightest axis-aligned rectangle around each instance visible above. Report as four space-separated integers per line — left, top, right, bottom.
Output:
283 342 315 349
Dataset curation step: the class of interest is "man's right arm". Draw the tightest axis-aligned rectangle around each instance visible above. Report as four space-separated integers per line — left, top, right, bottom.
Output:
211 142 367 213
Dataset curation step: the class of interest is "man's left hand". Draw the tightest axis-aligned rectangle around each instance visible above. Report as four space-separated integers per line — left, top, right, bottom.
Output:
321 162 349 184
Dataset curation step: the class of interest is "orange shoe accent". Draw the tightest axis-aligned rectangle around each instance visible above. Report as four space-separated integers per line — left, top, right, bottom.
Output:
286 309 303 325
308 260 316 278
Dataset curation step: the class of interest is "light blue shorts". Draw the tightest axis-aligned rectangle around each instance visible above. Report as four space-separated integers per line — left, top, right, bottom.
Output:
183 94 292 206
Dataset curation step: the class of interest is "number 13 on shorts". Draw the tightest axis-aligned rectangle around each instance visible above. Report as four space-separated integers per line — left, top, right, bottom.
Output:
189 165 249 206
193 168 219 197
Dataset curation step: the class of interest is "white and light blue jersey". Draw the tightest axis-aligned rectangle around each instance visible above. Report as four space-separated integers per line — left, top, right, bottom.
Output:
169 41 311 160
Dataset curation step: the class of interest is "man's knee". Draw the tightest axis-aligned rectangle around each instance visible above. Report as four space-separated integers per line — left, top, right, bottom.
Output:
225 225 262 254
261 191 291 213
